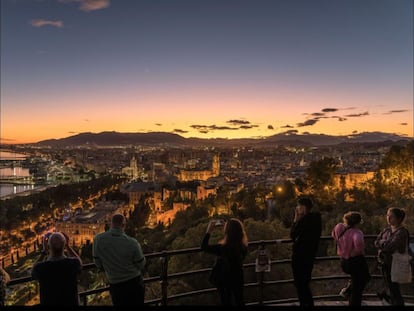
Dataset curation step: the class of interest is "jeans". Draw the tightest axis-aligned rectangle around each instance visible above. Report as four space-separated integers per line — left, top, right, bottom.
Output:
341 256 371 306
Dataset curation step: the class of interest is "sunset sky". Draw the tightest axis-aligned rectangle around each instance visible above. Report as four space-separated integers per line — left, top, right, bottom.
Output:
1 0 413 144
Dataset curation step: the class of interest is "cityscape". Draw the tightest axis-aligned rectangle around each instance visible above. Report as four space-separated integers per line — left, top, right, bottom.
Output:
1 0 413 306
1 134 413 305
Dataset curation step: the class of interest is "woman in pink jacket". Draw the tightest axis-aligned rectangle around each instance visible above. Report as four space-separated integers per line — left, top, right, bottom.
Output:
332 211 371 306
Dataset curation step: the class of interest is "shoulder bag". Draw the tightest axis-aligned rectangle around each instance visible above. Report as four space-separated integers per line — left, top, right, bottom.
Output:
391 233 412 284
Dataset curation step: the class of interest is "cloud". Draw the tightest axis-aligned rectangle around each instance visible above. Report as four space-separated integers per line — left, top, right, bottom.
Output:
400 123 408 126
311 112 325 116
331 116 347 121
210 125 238 130
59 0 110 12
344 111 369 117
227 119 250 125
191 125 208 130
30 19 64 28
297 119 319 127
84 119 90 122
383 109 409 115
352 130 358 134
239 125 258 129
281 124 294 128
190 124 239 133
68 131 78 134
267 125 274 130
155 123 162 126
322 108 338 113
173 129 188 134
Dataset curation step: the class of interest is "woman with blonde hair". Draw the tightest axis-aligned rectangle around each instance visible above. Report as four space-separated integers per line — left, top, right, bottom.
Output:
375 207 410 306
201 218 248 305
332 211 371 306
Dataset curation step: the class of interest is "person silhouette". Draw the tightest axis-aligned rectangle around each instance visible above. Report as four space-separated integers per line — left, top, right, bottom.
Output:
31 232 82 306
290 197 321 307
201 218 248 306
93 213 146 306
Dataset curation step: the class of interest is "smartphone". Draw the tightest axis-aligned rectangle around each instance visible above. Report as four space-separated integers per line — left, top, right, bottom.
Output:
215 219 225 226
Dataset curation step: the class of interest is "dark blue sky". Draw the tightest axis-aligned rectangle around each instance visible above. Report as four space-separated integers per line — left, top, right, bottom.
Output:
1 0 413 143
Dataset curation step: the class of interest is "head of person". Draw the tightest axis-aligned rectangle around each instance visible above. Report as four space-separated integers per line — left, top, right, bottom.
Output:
343 211 363 228
48 232 66 257
111 213 126 229
296 197 313 215
223 218 248 247
386 207 406 227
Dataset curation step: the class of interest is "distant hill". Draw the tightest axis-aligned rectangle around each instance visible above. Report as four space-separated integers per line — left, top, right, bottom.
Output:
34 131 411 147
260 131 411 146
36 131 187 147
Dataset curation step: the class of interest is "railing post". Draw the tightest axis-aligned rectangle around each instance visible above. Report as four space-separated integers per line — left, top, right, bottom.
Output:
82 294 88 306
160 252 169 306
255 241 270 306
258 270 264 305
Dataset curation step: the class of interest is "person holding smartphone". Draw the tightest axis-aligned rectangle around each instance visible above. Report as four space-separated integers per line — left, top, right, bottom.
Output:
31 232 82 306
201 218 248 306
290 197 322 307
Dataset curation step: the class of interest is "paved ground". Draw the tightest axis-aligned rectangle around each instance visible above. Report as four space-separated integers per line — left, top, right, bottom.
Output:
273 300 414 306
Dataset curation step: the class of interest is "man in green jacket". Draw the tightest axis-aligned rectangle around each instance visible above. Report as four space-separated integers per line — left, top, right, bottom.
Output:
93 213 146 306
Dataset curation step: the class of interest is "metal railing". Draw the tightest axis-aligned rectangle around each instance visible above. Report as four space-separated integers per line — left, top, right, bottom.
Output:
6 235 414 306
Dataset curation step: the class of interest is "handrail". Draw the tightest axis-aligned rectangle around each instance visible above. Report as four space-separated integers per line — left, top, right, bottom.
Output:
5 235 414 306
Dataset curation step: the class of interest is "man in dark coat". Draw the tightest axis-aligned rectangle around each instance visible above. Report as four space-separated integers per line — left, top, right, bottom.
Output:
290 197 322 307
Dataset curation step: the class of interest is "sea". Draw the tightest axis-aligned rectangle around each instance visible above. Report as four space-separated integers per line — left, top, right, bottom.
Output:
0 150 42 198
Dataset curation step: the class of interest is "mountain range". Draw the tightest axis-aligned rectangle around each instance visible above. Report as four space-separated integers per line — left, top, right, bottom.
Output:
33 131 411 147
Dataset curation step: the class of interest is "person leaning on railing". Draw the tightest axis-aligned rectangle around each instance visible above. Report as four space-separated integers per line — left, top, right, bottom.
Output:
93 213 146 307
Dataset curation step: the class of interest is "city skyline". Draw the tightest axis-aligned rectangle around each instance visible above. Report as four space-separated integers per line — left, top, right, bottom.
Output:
1 0 413 144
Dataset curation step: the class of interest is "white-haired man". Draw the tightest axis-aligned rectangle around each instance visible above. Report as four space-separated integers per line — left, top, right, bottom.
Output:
31 232 82 306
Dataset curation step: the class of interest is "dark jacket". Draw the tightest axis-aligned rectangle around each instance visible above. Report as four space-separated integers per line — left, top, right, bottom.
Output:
374 226 410 266
201 233 247 288
31 257 81 306
290 212 322 258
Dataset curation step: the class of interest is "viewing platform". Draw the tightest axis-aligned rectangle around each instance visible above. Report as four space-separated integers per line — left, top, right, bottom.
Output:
4 235 414 307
